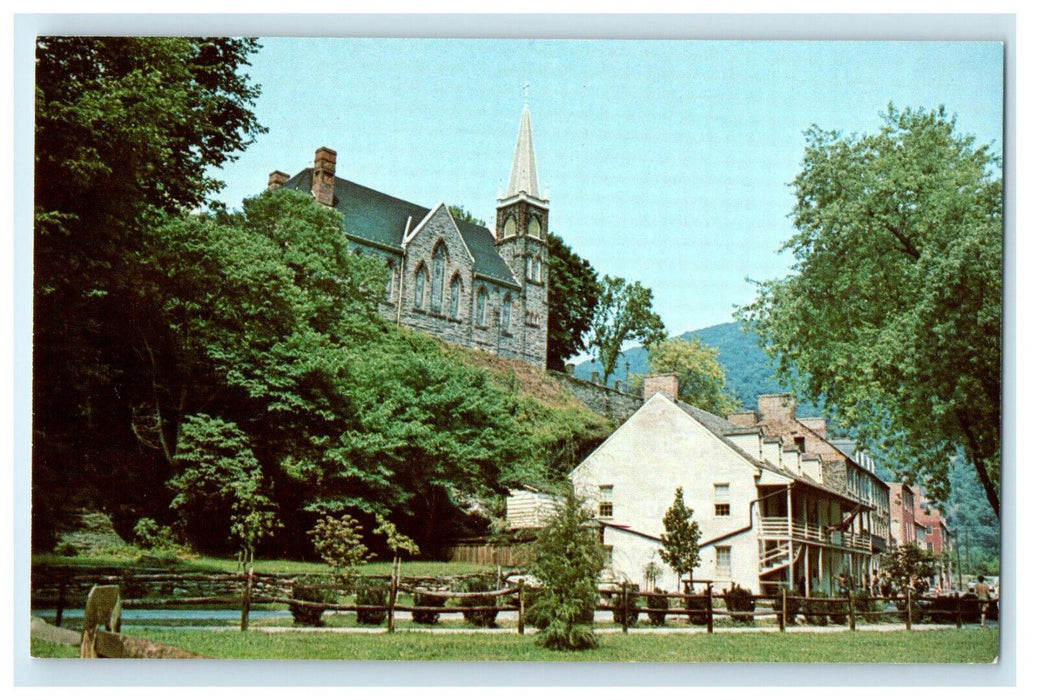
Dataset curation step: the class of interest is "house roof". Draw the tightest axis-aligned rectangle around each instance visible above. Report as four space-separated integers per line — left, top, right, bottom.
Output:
671 398 860 506
454 218 520 286
280 169 518 286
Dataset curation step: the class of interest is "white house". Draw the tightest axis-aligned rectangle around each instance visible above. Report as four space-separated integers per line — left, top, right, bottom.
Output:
568 376 875 596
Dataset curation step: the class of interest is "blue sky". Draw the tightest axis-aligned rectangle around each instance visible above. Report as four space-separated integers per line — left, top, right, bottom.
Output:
210 38 1004 339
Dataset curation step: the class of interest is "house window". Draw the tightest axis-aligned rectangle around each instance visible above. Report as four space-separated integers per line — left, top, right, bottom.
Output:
714 483 730 517
501 294 512 332
414 263 426 309
716 546 732 578
449 275 461 318
598 485 614 518
475 287 488 326
430 244 445 313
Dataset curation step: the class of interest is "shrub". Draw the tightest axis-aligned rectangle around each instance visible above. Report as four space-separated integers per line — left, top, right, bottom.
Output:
722 584 756 625
355 586 388 625
456 574 499 628
132 518 179 551
528 488 604 650
288 579 336 627
828 596 849 625
855 594 885 623
646 589 670 627
610 585 641 627
803 597 829 626
411 591 446 625
685 593 710 625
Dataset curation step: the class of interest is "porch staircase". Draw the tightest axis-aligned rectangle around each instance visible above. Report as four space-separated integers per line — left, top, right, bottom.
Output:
759 541 803 578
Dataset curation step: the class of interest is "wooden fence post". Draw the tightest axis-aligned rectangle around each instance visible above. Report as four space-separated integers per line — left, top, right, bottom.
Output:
779 588 786 633
906 588 912 631
517 580 525 635
240 565 253 632
847 589 855 631
955 592 963 629
386 559 399 634
706 584 714 634
621 584 629 634
55 567 68 628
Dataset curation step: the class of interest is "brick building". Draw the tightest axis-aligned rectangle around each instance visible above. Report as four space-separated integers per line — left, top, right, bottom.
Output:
726 394 892 578
266 100 550 368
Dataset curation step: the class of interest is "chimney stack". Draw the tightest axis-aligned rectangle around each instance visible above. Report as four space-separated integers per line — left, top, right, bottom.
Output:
757 394 796 423
267 170 289 191
643 374 679 401
799 417 827 438
312 147 337 207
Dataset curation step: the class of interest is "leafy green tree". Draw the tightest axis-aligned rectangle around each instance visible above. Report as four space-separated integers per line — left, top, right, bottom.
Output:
546 233 602 371
529 487 605 650
741 105 1002 518
168 414 282 558
658 487 702 590
32 37 265 547
880 543 938 595
308 514 373 588
643 338 740 415
588 275 667 385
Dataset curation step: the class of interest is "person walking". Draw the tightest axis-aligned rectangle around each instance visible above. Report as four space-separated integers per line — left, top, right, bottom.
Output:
974 575 992 627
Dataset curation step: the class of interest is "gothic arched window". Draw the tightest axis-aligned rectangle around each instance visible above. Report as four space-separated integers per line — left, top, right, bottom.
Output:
501 293 512 331
503 216 517 238
475 287 488 326
527 216 541 239
533 258 542 283
414 263 426 309
431 244 446 313
449 275 461 318
385 260 396 300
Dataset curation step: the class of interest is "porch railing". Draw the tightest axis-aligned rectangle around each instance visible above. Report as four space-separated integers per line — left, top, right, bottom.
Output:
759 517 872 551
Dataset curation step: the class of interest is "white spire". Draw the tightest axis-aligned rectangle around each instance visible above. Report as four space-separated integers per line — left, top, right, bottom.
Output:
505 92 541 199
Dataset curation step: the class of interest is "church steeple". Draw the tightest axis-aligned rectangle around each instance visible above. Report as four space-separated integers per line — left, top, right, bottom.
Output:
505 88 542 200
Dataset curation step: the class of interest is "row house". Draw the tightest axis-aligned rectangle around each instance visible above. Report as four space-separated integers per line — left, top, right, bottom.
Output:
565 377 884 596
727 394 892 584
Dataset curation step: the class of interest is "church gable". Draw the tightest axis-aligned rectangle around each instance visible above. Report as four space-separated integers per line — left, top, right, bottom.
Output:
402 204 475 321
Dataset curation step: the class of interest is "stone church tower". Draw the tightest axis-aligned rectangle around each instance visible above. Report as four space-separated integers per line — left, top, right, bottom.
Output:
495 96 550 367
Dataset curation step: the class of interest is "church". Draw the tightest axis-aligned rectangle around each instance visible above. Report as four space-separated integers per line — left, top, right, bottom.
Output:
265 101 550 369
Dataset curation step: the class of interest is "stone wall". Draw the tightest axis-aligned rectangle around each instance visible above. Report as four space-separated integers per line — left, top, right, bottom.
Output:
548 370 643 423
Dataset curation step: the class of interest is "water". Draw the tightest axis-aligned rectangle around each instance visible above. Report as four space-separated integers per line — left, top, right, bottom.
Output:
33 608 292 625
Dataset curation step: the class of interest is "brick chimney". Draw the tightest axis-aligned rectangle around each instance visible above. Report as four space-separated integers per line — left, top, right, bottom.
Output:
643 374 679 401
757 394 796 423
312 147 337 206
267 170 289 191
799 417 827 438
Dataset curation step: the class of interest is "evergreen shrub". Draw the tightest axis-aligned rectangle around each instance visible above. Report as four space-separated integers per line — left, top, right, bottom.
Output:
723 584 756 624
355 586 388 625
646 589 670 627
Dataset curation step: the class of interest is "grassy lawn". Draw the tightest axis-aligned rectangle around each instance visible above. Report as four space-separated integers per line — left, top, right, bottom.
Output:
32 554 496 578
58 627 994 663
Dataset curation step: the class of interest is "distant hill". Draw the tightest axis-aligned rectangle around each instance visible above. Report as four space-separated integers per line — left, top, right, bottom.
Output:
573 321 821 414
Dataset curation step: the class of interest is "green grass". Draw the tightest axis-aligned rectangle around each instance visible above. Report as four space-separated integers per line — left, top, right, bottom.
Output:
30 638 79 658
32 554 496 578
75 628 997 663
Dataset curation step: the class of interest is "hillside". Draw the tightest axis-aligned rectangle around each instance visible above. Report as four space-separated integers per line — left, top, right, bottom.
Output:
574 321 821 414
